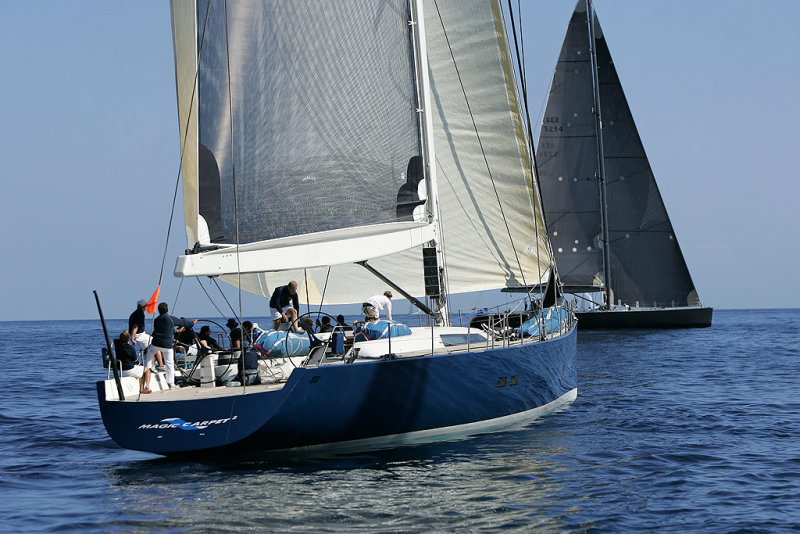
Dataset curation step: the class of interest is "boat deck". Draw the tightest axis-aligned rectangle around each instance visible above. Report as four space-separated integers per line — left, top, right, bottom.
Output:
102 322 573 403
103 342 499 402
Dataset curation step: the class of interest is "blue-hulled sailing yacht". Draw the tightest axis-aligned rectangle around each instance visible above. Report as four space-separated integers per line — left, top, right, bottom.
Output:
97 0 577 456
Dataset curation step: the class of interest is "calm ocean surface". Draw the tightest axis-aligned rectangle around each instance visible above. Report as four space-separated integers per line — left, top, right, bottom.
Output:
1 309 798 532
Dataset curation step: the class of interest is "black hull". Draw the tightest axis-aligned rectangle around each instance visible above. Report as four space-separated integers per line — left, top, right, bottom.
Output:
575 307 713 329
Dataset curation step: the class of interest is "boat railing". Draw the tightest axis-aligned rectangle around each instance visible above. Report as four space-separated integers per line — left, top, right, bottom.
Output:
290 305 577 364
608 299 708 310
477 304 576 348
480 313 519 348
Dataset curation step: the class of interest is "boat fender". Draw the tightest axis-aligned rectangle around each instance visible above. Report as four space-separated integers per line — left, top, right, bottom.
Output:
253 330 311 358
354 320 412 342
516 306 566 338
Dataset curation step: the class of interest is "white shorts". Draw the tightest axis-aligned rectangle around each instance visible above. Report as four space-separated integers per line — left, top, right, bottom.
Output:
133 332 152 351
122 365 144 379
271 305 294 321
145 345 171 369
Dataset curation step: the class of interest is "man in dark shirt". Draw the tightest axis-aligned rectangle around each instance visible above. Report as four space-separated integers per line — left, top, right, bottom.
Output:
113 330 151 393
197 325 221 351
174 321 200 356
336 314 353 331
318 316 335 333
270 281 303 333
129 299 164 368
226 318 242 349
128 299 146 340
238 347 261 385
145 302 197 390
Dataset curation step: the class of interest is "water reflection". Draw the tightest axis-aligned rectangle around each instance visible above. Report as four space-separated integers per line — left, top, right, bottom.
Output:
101 422 577 531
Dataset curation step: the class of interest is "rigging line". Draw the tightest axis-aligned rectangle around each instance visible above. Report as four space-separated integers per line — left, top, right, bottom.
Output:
432 0 527 288
586 0 612 309
506 0 528 128
157 1 213 288
195 278 228 319
171 277 185 313
212 277 241 324
536 0 565 305
432 158 452 306
517 0 525 88
222 0 244 336
518 0 563 307
316 267 331 318
516 1 546 309
304 270 310 318
506 0 545 306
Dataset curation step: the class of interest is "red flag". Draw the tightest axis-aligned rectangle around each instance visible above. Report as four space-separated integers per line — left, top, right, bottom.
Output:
145 285 161 314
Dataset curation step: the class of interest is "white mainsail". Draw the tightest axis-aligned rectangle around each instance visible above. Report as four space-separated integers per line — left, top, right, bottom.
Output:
172 0 434 270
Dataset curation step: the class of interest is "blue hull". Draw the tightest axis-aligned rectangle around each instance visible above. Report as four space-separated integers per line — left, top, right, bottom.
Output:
98 327 577 455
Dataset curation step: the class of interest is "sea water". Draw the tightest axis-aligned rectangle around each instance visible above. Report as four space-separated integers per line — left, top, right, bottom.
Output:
0 309 798 532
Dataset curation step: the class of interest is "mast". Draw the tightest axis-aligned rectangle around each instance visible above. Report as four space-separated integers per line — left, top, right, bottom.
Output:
412 0 449 326
586 0 612 309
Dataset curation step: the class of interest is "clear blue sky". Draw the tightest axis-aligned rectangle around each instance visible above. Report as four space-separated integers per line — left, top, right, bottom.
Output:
1 1 798 321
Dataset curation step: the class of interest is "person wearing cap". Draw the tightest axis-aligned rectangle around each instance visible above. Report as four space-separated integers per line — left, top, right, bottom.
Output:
128 299 164 368
227 318 242 349
269 281 303 333
146 302 197 390
362 291 393 321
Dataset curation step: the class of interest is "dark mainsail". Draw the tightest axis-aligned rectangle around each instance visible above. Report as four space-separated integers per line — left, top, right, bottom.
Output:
537 0 700 308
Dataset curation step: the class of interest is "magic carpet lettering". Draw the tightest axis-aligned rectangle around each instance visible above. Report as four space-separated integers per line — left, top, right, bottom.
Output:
138 416 238 430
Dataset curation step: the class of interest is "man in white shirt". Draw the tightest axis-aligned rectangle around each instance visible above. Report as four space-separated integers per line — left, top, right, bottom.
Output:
362 291 393 321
